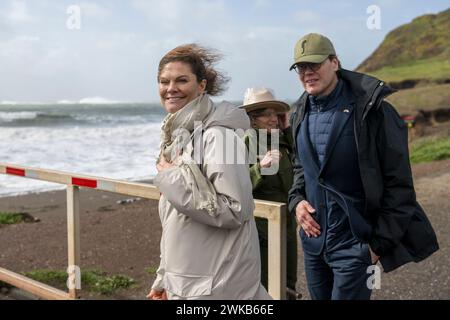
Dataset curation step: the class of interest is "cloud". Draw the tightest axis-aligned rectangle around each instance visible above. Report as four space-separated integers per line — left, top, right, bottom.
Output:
0 35 41 63
79 2 111 20
3 0 33 24
292 10 321 24
0 20 13 38
253 0 271 8
375 0 406 10
95 33 138 50
212 25 301 99
130 0 229 32
1 0 446 102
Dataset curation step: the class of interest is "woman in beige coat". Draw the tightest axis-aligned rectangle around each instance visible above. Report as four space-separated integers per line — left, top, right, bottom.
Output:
147 44 270 300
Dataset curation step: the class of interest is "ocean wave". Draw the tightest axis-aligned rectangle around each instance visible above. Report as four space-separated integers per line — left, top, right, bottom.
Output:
0 111 79 126
2 98 123 105
0 123 161 197
0 101 49 106
1 101 20 105
78 97 122 104
0 103 166 128
0 111 38 121
57 100 77 105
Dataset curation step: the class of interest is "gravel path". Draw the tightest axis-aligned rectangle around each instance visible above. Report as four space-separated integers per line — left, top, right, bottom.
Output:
1 160 449 300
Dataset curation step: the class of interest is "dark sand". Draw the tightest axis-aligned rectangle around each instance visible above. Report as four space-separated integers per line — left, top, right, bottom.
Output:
0 188 161 299
1 159 449 299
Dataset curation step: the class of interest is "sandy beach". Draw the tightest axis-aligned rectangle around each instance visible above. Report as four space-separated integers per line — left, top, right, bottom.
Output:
1 159 449 300
0 187 162 299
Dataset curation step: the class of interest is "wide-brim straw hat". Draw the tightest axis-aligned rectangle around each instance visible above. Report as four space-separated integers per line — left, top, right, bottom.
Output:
239 87 290 113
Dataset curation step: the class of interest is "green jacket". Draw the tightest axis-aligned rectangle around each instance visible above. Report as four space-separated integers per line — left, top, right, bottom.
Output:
245 127 294 205
246 127 298 290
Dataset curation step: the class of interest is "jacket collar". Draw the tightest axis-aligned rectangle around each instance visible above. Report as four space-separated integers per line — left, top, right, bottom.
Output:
308 79 344 112
337 69 396 119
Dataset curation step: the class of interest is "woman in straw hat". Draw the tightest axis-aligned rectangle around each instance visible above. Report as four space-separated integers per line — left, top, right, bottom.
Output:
241 87 299 299
147 44 270 300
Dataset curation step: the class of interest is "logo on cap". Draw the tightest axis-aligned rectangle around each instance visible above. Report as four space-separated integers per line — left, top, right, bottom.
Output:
301 40 307 55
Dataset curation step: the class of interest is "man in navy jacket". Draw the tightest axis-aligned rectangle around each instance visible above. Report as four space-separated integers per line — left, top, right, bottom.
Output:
288 33 438 299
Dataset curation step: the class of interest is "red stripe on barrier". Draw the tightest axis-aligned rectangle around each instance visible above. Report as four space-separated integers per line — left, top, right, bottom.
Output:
72 177 97 188
6 167 25 177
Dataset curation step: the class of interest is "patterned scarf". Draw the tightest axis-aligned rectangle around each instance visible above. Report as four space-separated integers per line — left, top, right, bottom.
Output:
158 94 218 217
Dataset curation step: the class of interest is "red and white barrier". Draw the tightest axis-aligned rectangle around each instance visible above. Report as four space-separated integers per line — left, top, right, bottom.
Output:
0 162 286 299
0 163 157 199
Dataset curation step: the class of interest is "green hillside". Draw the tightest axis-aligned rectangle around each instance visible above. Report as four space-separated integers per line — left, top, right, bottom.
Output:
369 57 450 84
355 8 450 115
356 8 450 84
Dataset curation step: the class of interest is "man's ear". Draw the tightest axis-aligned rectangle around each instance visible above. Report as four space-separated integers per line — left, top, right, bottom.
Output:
331 58 340 72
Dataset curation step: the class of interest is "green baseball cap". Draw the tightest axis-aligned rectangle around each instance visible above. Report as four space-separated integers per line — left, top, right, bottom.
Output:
289 33 336 70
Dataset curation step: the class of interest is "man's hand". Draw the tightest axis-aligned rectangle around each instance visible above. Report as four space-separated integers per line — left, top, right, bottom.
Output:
295 200 321 237
260 150 281 168
147 289 167 300
368 246 380 264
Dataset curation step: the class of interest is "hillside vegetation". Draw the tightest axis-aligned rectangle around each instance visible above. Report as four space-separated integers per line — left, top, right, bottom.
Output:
357 8 449 83
356 9 450 115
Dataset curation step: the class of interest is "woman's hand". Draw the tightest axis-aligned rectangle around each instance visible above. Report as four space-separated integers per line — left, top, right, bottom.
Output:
156 155 175 172
147 289 168 300
260 149 281 168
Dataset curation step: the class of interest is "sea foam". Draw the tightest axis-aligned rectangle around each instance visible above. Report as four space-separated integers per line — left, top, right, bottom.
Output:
0 103 165 197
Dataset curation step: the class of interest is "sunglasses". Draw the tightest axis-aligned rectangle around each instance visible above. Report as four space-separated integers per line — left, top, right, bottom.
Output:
253 110 285 118
292 60 326 75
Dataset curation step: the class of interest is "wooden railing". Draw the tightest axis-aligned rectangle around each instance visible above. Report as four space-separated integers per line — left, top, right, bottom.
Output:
0 163 286 299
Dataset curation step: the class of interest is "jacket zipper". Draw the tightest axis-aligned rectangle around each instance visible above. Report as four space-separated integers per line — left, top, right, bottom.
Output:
356 81 385 218
362 81 384 121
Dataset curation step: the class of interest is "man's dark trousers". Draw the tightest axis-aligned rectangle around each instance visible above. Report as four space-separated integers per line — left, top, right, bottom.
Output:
303 242 373 300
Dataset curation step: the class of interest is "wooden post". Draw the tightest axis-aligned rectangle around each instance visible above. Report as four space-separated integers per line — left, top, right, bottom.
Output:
0 267 72 300
67 185 81 299
267 204 287 300
0 163 289 300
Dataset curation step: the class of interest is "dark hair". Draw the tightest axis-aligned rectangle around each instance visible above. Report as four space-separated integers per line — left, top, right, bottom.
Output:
247 110 262 129
247 109 267 120
329 55 342 69
157 43 230 96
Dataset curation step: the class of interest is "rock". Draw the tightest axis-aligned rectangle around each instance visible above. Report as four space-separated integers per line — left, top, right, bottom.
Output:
18 213 40 223
116 198 141 205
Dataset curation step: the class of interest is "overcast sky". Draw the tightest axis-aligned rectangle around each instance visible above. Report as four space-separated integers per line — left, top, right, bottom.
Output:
0 0 448 103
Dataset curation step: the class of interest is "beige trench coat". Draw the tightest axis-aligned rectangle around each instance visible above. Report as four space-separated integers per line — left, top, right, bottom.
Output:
152 102 271 300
